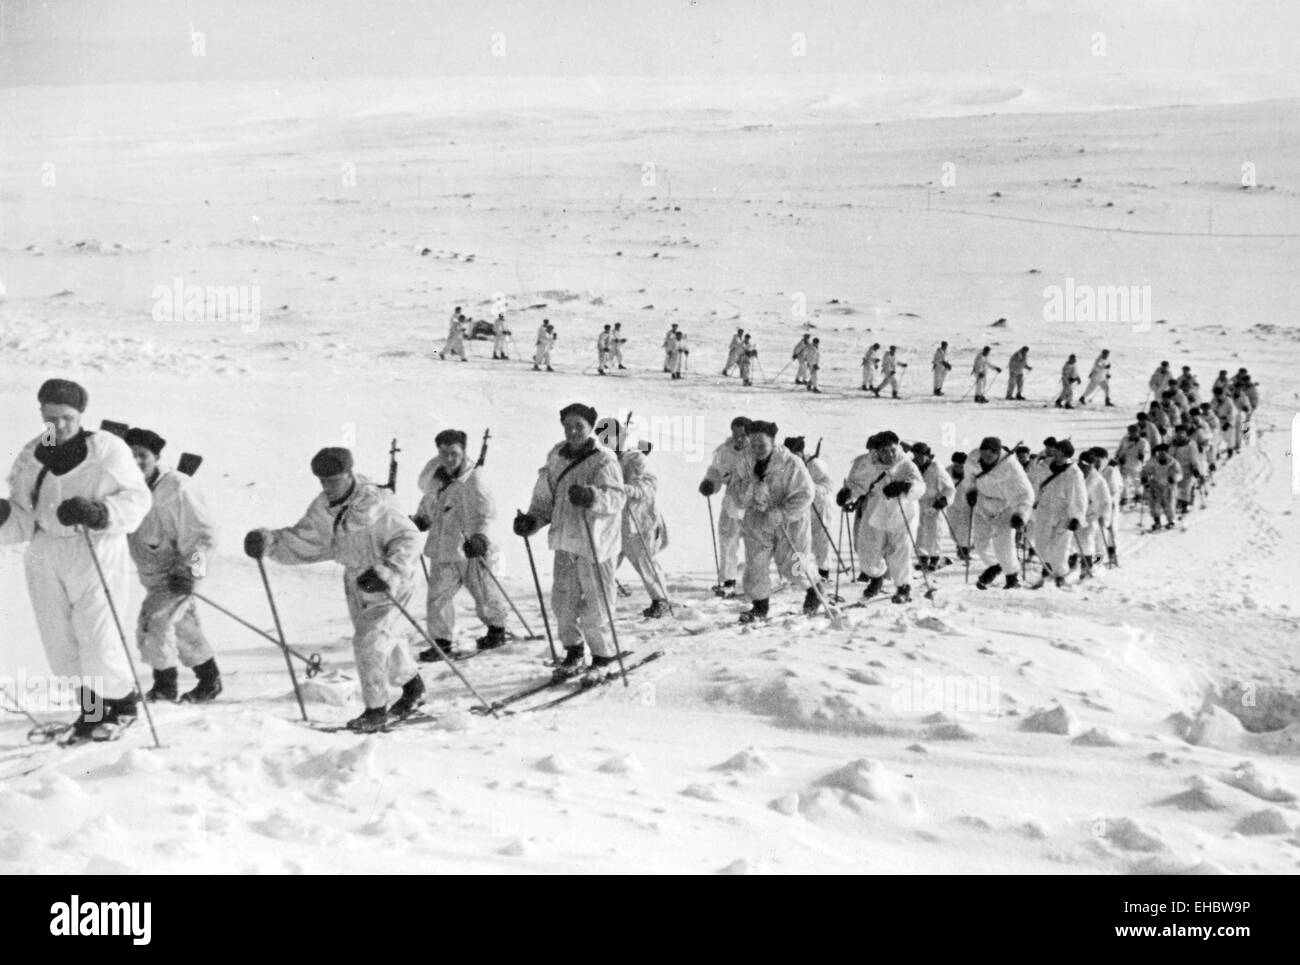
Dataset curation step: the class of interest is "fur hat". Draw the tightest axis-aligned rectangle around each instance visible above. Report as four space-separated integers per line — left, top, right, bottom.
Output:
434 429 468 449
746 420 778 438
871 430 900 449
979 436 1003 453
310 447 354 478
559 403 598 427
124 427 166 456
783 436 806 455
37 378 88 412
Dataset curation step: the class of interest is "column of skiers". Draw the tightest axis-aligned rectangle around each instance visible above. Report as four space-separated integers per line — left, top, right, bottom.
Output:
436 306 1203 408
0 364 1259 739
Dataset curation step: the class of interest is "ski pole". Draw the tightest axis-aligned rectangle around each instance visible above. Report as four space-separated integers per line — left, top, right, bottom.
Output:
521 533 559 663
776 525 843 628
768 357 794 385
193 592 323 676
1071 529 1094 579
420 556 430 583
834 510 845 601
812 508 850 576
959 376 978 401
847 506 857 577
383 589 499 717
580 512 629 687
965 496 976 584
0 690 66 743
705 494 722 588
625 502 673 609
895 497 936 600
474 557 539 639
255 556 310 722
81 528 161 747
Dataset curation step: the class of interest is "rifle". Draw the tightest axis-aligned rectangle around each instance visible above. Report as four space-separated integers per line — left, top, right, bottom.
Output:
476 428 491 468
384 437 400 492
813 437 822 459
102 420 202 475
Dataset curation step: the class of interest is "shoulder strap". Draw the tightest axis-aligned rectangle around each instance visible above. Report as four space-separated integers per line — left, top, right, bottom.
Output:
549 447 600 496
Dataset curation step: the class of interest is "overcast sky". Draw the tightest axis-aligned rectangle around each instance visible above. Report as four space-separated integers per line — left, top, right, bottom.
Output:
1 0 1297 86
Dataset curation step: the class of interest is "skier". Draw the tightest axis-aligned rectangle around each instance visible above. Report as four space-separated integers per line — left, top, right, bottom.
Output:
972 346 999 403
792 334 812 385
0 379 152 742
411 429 509 658
962 436 1033 591
838 432 923 602
125 427 222 704
1088 446 1122 565
1115 424 1151 507
1026 439 1088 587
1135 411 1162 452
1055 354 1080 409
946 451 972 561
1140 444 1182 530
244 447 424 733
910 443 955 572
722 328 745 375
1149 361 1173 397
491 313 511 360
595 417 670 618
662 323 679 372
611 322 628 370
738 335 758 387
512 403 626 677
670 330 690 380
731 421 817 621
533 319 556 372
441 307 468 361
1169 425 1206 515
861 343 881 392
699 416 752 596
1077 450 1113 570
804 338 823 393
932 341 952 396
1079 349 1113 406
1211 385 1242 456
596 324 613 375
873 346 903 399
1006 346 1031 400
784 436 834 582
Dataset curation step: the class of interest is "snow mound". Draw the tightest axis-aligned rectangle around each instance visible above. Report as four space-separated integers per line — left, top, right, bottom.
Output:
251 808 322 843
1128 855 1228 875
359 803 430 841
925 722 977 741
717 857 766 874
812 758 921 817
680 784 722 802
0 828 43 862
534 754 573 775
1220 761 1297 803
1019 704 1078 736
1233 809 1293 836
709 676 895 736
88 748 167 778
711 746 775 775
597 754 644 775
1071 727 1128 747
1155 775 1257 812
912 613 959 634
31 772 89 801
291 740 380 789
1184 705 1247 749
300 672 357 706
1101 817 1166 853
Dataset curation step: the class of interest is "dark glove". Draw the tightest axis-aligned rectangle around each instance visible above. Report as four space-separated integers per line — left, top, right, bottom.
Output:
568 484 596 508
965 489 979 507
513 511 541 537
698 478 717 497
932 496 949 511
1117 457 1126 467
1010 514 1025 530
56 496 108 530
167 569 197 594
244 530 268 559
945 362 952 370
0 498 10 528
410 514 430 532
357 568 389 594
835 486 853 508
462 533 490 558
1067 518 1081 532
881 480 911 498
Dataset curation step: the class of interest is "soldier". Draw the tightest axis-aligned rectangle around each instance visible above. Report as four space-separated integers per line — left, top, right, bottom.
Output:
1169 425 1206 514
595 417 671 619
662 323 679 372
1077 450 1113 570
1211 385 1242 456
611 322 628 370
699 417 752 596
1006 346 1031 401
533 319 556 372
791 334 813 385
962 436 1033 591
731 421 817 621
412 429 509 658
1026 439 1088 586
669 330 690 380
491 313 511 360
861 343 881 392
932 341 952 396
125 427 221 704
1079 349 1114 406
946 451 972 561
872 346 903 399
1055 354 1080 409
972 346 999 403
1140 444 1182 530
244 447 424 733
441 307 468 361
910 442 955 572
805 337 823 394
1149 361 1174 397
513 404 627 677
738 335 758 387
1115 424 1150 507
596 324 613 375
839 432 923 603
785 436 834 582
722 328 745 376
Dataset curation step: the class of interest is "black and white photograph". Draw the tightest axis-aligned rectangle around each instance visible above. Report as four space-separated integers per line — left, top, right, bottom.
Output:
0 0 1297 891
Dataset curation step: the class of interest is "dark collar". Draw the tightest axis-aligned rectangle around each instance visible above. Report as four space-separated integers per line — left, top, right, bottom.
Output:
34 429 91 476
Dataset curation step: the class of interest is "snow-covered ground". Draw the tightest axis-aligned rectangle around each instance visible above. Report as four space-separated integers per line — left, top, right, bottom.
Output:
1 80 1298 873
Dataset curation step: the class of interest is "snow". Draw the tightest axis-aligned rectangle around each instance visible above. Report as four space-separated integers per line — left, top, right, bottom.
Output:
1 78 1299 873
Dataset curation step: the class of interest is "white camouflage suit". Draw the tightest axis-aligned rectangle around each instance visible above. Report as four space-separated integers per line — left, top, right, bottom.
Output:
2 430 151 699
1027 461 1088 575
414 457 507 642
264 475 421 709
1080 467 1113 559
803 453 835 574
702 436 751 583
793 338 812 383
128 467 218 671
443 312 467 360
916 459 956 557
960 451 1034 574
526 439 626 657
732 444 814 600
1115 434 1150 502
534 324 555 368
845 451 924 588
616 449 669 601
